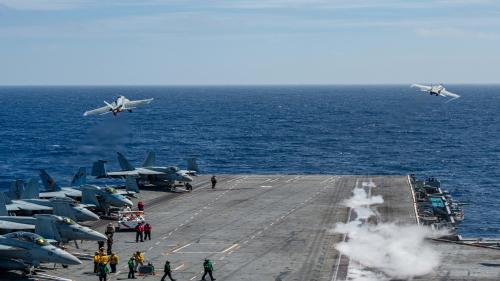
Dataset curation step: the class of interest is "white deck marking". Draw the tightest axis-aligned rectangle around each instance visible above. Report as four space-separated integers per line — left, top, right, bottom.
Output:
172 243 192 253
173 264 184 271
221 243 239 253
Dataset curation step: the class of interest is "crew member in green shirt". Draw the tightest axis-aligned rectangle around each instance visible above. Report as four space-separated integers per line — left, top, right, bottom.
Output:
160 260 176 281
202 259 216 281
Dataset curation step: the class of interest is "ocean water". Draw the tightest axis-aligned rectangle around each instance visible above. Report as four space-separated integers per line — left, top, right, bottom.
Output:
0 85 499 237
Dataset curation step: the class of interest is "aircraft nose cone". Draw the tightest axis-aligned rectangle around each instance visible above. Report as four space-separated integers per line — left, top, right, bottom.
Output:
73 226 107 241
121 197 133 207
86 229 108 241
55 249 82 265
183 175 193 182
77 208 100 222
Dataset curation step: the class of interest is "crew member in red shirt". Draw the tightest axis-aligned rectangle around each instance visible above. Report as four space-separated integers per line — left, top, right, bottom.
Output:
144 223 152 240
135 222 144 242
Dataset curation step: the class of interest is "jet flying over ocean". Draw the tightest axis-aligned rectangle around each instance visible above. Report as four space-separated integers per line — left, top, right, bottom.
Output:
411 84 460 101
83 95 153 116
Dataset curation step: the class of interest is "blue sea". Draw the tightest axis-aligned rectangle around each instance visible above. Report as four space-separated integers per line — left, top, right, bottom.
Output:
0 85 499 237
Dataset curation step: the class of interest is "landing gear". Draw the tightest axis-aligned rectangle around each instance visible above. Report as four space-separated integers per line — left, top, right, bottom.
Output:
128 110 133 113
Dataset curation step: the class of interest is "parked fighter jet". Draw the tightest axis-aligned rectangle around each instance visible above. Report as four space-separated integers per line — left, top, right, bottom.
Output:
0 232 81 272
80 185 133 211
34 170 134 207
0 214 106 243
91 152 197 187
37 168 84 199
1 182 52 214
411 84 460 100
39 168 138 199
142 151 199 176
83 95 154 116
1 188 99 222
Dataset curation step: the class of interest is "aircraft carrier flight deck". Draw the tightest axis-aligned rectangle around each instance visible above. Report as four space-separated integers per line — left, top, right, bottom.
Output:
6 175 500 281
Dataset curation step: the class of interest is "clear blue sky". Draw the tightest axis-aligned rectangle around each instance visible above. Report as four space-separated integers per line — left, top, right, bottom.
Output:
0 0 499 85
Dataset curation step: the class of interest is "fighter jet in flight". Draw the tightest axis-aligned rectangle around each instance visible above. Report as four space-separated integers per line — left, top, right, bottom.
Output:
91 152 198 188
0 214 106 243
411 84 460 100
0 232 81 272
83 95 153 116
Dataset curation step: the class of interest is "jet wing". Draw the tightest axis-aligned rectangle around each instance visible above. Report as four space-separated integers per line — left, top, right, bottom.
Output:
39 189 82 199
0 220 34 230
441 89 460 99
136 168 165 175
39 191 67 199
411 84 432 91
106 171 140 178
6 205 20 212
0 244 25 252
83 105 112 116
12 201 53 211
124 98 154 108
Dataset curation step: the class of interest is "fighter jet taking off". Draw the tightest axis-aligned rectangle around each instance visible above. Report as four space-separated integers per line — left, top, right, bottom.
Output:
83 95 153 116
411 84 460 101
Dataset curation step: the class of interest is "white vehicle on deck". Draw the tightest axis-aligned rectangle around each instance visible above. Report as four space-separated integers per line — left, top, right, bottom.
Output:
116 210 145 231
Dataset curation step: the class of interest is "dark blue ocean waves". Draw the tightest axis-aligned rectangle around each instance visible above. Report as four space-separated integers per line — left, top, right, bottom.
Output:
0 85 499 237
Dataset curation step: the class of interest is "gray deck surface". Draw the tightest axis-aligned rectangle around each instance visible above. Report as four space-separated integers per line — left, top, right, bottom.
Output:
4 175 498 281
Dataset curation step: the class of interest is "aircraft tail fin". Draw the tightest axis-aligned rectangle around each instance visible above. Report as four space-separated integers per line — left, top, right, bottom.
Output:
81 186 100 207
0 192 9 215
39 169 61 191
21 178 40 199
34 214 62 242
141 151 156 167
187 158 199 173
51 198 77 220
71 167 87 186
125 177 140 193
117 152 135 171
9 180 25 200
91 160 108 178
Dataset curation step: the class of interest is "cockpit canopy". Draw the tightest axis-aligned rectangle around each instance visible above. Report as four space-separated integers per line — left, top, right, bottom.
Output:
63 217 75 225
4 232 48 246
167 166 180 173
105 187 117 194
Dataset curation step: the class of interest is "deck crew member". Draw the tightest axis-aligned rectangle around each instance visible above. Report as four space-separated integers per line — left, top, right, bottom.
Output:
133 251 144 272
211 176 217 189
144 223 152 240
160 260 176 281
105 223 115 238
110 252 119 273
127 257 136 279
135 222 144 242
98 261 110 281
93 252 100 273
137 201 144 211
106 235 113 255
185 182 192 191
202 258 216 281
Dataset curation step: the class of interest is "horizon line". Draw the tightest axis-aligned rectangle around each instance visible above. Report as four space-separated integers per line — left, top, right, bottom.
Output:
1 83 499 87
